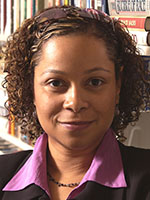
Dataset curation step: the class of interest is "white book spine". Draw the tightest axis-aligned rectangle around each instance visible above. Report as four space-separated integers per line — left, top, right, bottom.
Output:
20 0 25 24
129 30 148 46
1 0 4 35
4 0 12 37
27 0 32 18
94 0 98 9
96 0 102 10
86 0 91 8
14 0 20 31
44 0 49 8
74 0 80 7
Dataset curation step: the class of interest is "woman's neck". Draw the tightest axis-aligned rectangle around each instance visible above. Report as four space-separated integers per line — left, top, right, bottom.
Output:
47 137 98 182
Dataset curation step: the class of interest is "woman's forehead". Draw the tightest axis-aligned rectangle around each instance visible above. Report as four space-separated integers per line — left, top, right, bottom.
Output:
35 34 115 77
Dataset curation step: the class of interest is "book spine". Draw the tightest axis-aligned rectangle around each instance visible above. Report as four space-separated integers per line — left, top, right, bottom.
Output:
1 0 4 35
55 0 61 6
108 0 150 16
35 0 38 13
91 0 94 8
86 0 91 8
4 0 12 37
64 0 68 5
115 16 146 30
44 0 55 7
44 0 49 7
32 0 36 16
24 0 27 19
27 0 32 18
1 0 5 36
20 0 25 24
0 0 1 35
13 0 20 32
94 0 101 10
129 30 148 46
38 0 44 12
11 0 14 33
68 0 75 6
74 0 80 7
3 0 7 32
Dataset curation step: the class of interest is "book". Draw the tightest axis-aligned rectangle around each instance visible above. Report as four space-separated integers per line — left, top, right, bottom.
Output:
27 0 32 18
108 0 150 16
114 16 146 30
74 0 80 6
13 0 20 32
44 0 55 7
80 0 86 8
4 0 7 33
146 32 150 46
95 0 106 11
0 0 7 36
20 0 25 24
110 15 149 55
0 0 1 34
64 0 68 5
4 0 12 37
144 17 150 31
24 0 27 19
0 0 4 35
44 0 50 7
38 0 44 11
86 0 92 8
68 0 75 6
55 0 61 6
32 0 36 16
35 0 39 12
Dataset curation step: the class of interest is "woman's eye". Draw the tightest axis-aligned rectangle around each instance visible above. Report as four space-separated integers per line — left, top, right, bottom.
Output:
88 78 103 87
49 80 64 88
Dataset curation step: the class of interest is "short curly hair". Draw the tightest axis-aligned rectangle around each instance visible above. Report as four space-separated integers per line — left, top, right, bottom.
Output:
3 6 150 141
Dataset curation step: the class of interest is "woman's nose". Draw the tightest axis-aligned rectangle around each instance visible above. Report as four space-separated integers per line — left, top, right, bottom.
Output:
63 86 89 113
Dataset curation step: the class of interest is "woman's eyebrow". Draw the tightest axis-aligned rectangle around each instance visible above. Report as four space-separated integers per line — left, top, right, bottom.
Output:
85 67 111 74
41 67 111 76
41 69 66 75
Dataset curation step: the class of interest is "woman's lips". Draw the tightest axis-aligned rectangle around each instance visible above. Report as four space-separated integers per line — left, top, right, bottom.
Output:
58 121 94 131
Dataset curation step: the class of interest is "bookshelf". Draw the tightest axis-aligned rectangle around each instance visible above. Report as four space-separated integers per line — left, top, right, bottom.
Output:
108 0 150 56
108 0 150 148
0 0 107 41
0 0 107 150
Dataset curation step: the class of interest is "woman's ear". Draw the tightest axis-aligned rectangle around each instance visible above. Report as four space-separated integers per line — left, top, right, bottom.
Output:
33 99 36 107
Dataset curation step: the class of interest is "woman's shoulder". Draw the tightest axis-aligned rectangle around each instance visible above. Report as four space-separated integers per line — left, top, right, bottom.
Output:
0 150 32 189
119 142 150 158
0 150 32 165
119 142 150 175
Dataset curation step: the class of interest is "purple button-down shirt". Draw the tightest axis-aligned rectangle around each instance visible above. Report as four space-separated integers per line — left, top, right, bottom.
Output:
3 128 127 198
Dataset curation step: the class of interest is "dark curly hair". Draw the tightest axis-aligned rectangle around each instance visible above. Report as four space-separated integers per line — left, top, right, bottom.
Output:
2 5 150 141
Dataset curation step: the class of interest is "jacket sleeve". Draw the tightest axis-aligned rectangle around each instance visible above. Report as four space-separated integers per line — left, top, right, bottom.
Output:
0 150 32 193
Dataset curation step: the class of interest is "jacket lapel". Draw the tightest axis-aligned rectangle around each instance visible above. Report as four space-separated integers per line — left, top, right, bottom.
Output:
1 184 50 200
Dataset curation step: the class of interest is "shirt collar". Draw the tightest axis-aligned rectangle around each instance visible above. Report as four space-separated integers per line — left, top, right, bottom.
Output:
3 133 50 197
3 129 127 196
79 128 127 188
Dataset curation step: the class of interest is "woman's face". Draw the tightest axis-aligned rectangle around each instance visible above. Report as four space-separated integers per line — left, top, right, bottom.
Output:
34 34 121 151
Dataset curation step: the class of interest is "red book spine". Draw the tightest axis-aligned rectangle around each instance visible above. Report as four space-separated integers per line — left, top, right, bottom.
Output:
116 16 146 30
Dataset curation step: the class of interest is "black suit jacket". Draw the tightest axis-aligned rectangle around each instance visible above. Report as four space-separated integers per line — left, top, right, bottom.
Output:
0 143 150 200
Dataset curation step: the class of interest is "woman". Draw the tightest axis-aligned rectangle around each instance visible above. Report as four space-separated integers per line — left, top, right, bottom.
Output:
0 5 150 200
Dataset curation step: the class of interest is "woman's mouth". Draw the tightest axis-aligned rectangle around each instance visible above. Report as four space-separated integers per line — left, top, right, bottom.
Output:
57 120 95 131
